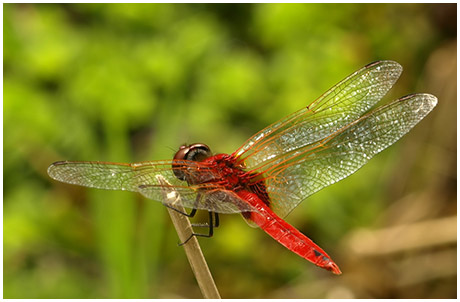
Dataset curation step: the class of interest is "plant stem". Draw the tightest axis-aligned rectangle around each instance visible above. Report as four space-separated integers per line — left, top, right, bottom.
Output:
167 206 221 299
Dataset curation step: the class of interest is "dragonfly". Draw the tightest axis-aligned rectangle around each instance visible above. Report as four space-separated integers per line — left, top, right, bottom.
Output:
47 60 437 275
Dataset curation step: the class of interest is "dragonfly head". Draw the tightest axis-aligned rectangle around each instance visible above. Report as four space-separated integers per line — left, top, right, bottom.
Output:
172 143 212 181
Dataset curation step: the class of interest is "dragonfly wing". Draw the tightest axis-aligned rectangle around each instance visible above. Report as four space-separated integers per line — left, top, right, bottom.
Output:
48 160 181 192
47 160 255 214
264 94 437 218
139 181 256 214
234 61 403 169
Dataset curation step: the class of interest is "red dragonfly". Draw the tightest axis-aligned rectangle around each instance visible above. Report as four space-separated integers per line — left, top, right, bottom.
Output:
47 61 437 274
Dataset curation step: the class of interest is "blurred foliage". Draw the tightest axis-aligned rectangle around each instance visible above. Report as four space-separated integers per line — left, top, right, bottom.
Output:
3 3 456 298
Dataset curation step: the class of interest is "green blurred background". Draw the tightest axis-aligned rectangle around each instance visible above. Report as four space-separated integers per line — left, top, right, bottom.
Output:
3 3 456 298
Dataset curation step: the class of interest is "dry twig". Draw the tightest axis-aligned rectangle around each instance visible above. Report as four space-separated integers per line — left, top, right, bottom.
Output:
166 206 221 299
156 175 221 299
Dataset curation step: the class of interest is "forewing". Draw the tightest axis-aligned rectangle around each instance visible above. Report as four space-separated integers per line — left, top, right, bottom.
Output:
47 160 254 214
263 94 437 218
48 160 176 191
234 61 403 169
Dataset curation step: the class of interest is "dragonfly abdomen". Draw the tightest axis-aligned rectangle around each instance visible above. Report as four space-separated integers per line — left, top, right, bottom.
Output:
237 190 341 274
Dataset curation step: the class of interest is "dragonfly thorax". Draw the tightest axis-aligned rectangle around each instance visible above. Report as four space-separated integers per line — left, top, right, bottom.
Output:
203 154 271 207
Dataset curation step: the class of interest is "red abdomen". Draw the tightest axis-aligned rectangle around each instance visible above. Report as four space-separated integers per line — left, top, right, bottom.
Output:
238 190 341 274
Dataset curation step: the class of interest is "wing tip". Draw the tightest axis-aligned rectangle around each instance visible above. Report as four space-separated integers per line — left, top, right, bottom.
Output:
425 94 438 108
49 160 69 167
47 161 75 179
400 93 438 109
365 59 402 70
47 161 62 179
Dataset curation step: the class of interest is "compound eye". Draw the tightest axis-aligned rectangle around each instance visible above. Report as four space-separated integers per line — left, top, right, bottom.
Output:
172 143 212 180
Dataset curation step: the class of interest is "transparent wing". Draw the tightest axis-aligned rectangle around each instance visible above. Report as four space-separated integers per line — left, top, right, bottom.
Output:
48 160 176 192
261 94 437 218
138 180 255 214
234 60 403 169
47 160 255 214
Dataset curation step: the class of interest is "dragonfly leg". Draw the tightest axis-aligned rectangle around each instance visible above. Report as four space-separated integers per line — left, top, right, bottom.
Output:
164 191 204 217
214 212 220 227
179 212 219 246
191 212 219 228
164 204 197 217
